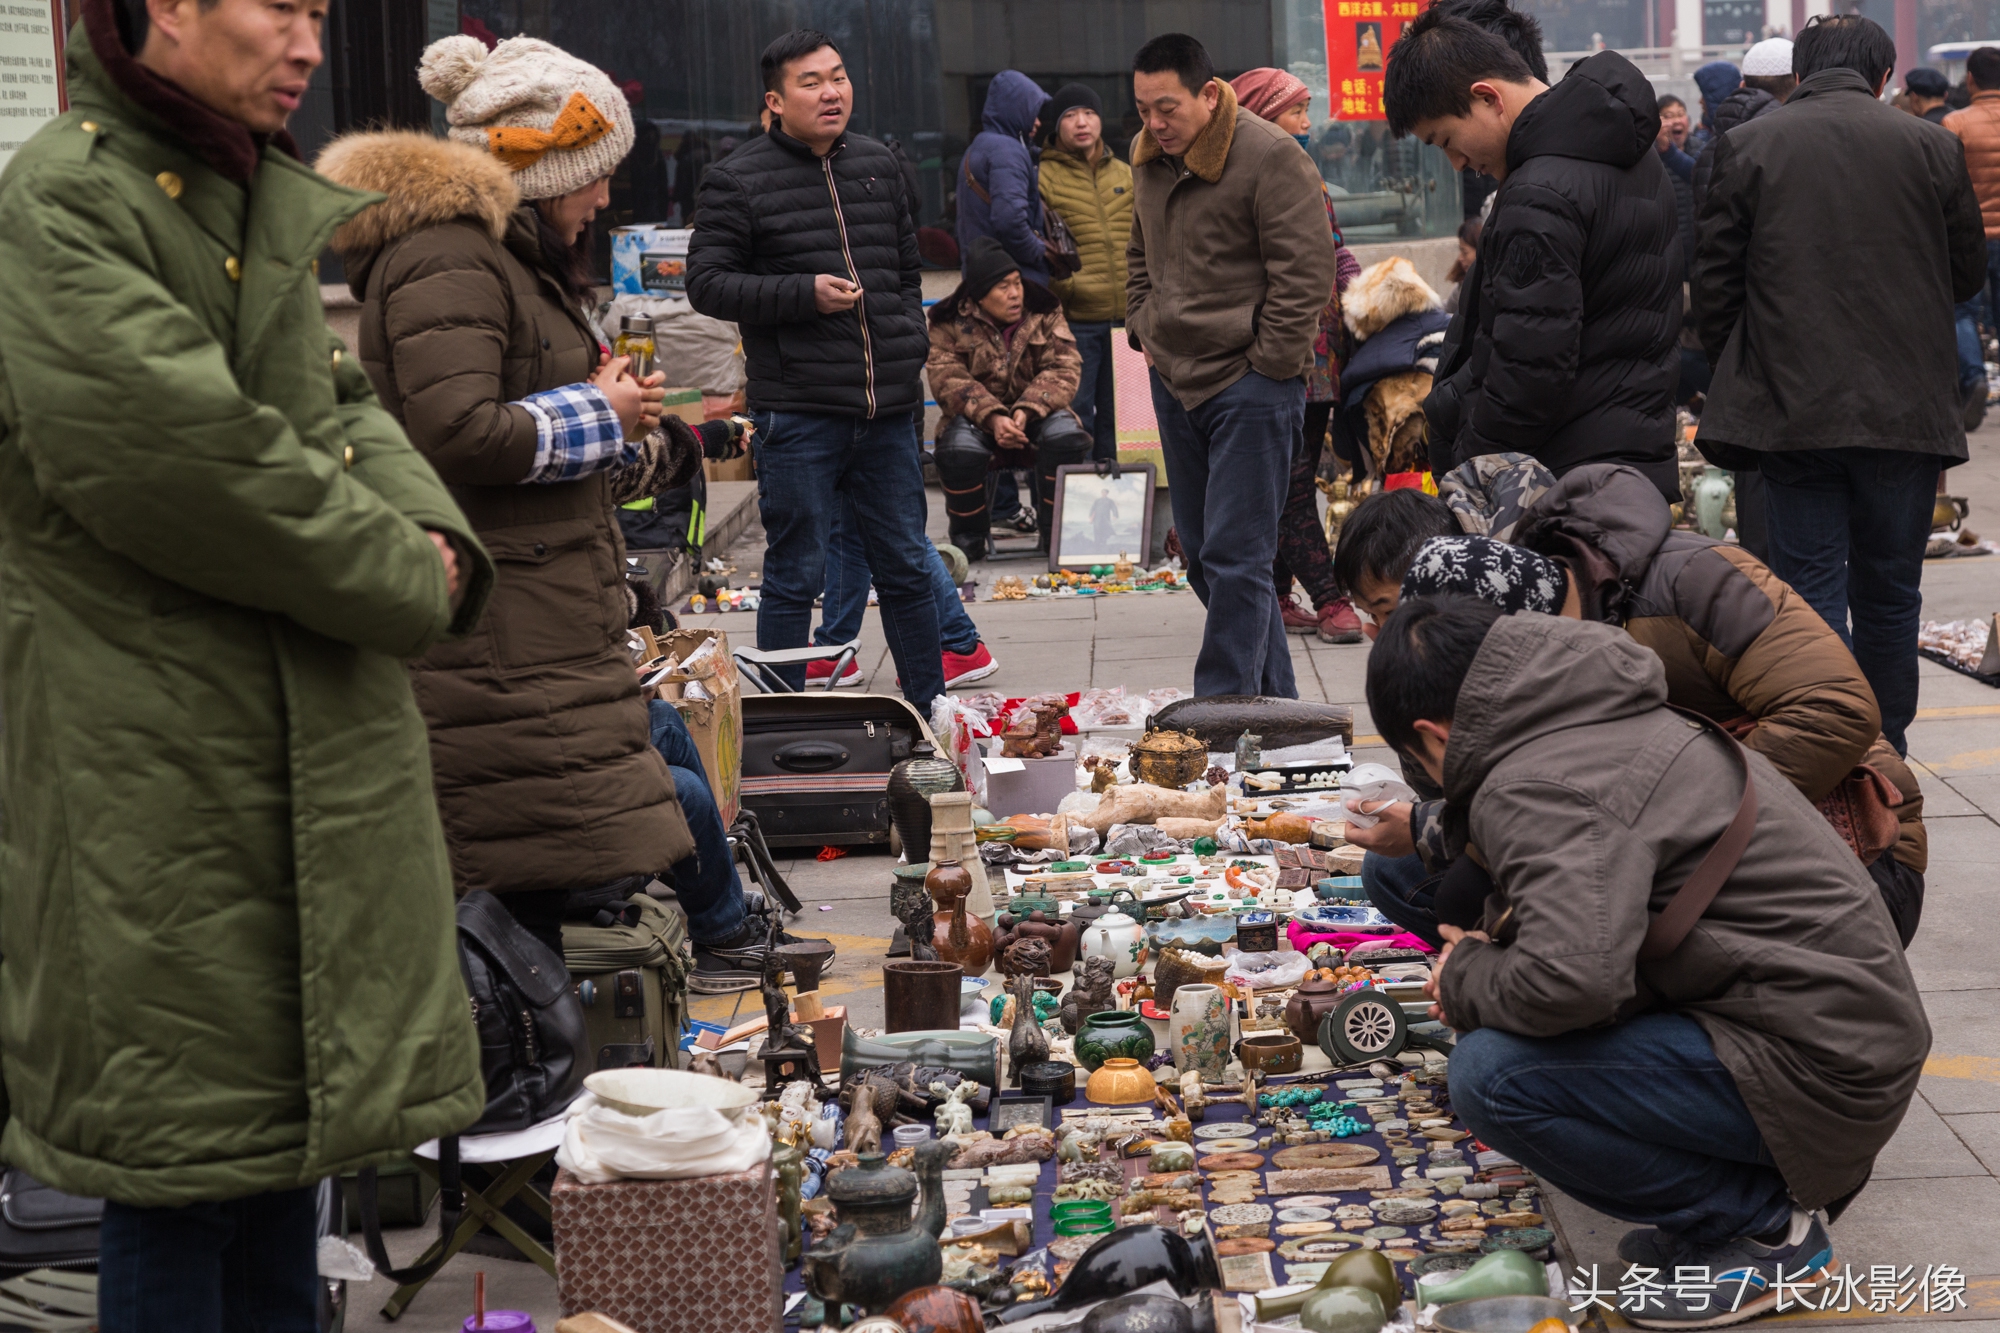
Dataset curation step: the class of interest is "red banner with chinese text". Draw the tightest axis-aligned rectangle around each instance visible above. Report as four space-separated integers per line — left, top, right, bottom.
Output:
1323 0 1428 121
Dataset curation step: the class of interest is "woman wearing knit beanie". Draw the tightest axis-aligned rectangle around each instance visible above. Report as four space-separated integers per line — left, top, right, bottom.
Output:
1229 68 1367 646
318 36 826 989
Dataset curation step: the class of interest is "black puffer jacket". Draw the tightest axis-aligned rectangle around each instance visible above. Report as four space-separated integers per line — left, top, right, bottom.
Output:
1692 86 1779 210
1457 51 1682 500
686 126 926 417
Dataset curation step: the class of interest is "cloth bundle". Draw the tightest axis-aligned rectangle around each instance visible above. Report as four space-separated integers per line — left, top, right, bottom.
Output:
556 1092 771 1184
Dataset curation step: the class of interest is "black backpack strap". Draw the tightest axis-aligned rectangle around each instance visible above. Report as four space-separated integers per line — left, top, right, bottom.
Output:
357 1136 463 1284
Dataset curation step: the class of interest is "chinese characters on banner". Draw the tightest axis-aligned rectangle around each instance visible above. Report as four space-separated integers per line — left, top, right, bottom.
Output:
1322 0 1429 120
0 0 64 177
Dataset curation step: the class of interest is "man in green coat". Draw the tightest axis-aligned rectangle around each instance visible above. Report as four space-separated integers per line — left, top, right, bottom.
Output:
0 0 491 1324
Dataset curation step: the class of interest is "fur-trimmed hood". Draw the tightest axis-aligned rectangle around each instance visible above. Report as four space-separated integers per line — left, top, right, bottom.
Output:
1131 80 1240 183
1343 256 1442 341
928 275 1063 328
316 130 520 279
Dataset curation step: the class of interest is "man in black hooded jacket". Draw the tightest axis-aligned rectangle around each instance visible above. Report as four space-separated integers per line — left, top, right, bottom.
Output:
1388 9 1681 500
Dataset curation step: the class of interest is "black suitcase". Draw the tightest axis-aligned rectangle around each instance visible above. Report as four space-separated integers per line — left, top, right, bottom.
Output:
740 693 934 848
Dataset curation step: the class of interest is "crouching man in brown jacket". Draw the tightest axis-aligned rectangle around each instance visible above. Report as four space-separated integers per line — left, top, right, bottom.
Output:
1370 599 1927 1329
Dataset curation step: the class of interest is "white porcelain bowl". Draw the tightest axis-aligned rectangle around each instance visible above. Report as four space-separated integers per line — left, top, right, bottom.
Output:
585 1068 760 1122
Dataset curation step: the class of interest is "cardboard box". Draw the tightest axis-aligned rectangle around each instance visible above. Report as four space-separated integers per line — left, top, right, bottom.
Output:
704 454 754 483
661 387 704 426
609 226 690 297
658 627 742 827
981 741 1080 818
552 1164 781 1332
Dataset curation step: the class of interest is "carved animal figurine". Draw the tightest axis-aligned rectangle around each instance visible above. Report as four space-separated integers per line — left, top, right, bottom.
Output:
999 935 1052 980
845 1074 885 1154
1006 970 1050 1087
1059 955 1117 1034
931 1078 976 1137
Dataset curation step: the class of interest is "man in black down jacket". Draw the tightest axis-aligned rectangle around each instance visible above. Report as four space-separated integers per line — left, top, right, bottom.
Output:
687 29 944 707
1695 15 1985 757
1389 11 1681 500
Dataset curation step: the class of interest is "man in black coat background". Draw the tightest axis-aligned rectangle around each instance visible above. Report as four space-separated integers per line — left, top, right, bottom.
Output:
1694 14 1985 758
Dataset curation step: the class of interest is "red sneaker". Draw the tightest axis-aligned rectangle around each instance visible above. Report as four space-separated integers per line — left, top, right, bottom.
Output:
1281 599 1320 634
805 656 863 686
1318 599 1364 644
942 642 1000 688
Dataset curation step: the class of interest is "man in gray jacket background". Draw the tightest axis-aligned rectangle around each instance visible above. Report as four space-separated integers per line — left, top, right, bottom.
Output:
1369 597 1928 1330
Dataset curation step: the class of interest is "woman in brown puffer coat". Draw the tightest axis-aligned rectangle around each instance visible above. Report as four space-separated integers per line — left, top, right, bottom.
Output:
321 36 823 989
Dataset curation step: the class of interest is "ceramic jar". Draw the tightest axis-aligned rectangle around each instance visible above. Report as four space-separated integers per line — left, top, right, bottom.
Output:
887 740 963 866
1077 897 1145 979
1073 1009 1155 1071
926 859 993 975
1168 983 1230 1081
1284 977 1349 1045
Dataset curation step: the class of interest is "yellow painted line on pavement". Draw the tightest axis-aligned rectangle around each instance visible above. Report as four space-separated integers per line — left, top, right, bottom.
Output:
1914 705 2000 720
1929 747 2000 773
687 931 891 1024
1354 734 1385 747
1923 1053 2000 1083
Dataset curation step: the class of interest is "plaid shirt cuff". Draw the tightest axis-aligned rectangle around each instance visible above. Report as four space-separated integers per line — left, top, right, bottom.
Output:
519 382 633 483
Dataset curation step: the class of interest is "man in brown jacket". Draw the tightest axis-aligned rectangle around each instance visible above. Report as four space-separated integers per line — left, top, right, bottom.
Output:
1371 600 1927 1328
928 236 1091 558
1126 33 1338 698
1944 46 2000 422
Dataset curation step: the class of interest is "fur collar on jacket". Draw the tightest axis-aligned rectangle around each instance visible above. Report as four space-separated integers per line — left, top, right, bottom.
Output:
929 276 1063 328
80 0 298 184
1131 81 1239 183
317 130 521 265
1343 256 1443 341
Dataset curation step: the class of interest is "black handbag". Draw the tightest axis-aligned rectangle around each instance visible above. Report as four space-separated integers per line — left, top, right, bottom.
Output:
0 1170 98 1271
455 889 589 1135
356 890 588 1285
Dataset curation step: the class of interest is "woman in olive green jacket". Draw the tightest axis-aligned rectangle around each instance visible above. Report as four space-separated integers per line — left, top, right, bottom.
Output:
0 11 491 1212
1038 83 1133 462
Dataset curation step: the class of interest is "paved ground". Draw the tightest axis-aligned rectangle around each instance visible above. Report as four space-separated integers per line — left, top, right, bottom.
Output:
370 422 2000 1330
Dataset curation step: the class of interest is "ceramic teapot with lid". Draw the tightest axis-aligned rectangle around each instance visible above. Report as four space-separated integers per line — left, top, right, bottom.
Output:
1077 889 1145 979
802 1140 953 1315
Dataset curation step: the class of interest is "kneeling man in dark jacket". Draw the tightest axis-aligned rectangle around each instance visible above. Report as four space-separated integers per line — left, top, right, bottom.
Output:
1369 597 1927 1328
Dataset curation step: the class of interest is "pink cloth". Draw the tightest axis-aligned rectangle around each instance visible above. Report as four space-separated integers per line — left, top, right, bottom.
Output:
1230 68 1311 122
1287 920 1434 954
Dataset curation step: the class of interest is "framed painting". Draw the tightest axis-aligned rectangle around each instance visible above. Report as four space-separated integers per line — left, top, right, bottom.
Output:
1049 462 1156 572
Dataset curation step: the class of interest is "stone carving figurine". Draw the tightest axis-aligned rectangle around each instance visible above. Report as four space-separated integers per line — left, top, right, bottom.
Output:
1060 955 1117 1034
897 884 939 962
759 916 829 1094
845 1072 885 1154
1005 942 1051 1086
775 1142 806 1265
931 1078 976 1137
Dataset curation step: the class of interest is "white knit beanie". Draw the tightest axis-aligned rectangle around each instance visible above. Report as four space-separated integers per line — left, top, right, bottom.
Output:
418 35 635 201
1741 38 1794 79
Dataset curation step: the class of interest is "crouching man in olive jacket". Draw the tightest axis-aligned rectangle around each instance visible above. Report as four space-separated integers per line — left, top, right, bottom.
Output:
1368 598 1927 1329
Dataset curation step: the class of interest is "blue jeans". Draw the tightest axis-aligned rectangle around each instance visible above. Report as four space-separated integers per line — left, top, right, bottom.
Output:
1451 1013 1793 1245
1151 368 1302 698
750 410 945 709
99 1186 319 1333
1988 238 2000 343
814 495 981 655
1759 448 1939 756
1072 320 1119 462
1955 297 1986 395
1361 850 1443 948
650 700 746 943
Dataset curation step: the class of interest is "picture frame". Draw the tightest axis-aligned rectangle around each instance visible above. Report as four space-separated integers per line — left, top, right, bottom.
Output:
989 1093 1054 1133
1049 462 1157 573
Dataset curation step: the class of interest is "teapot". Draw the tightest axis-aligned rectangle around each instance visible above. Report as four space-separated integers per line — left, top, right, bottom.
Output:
1078 889 1145 979
802 1140 953 1316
